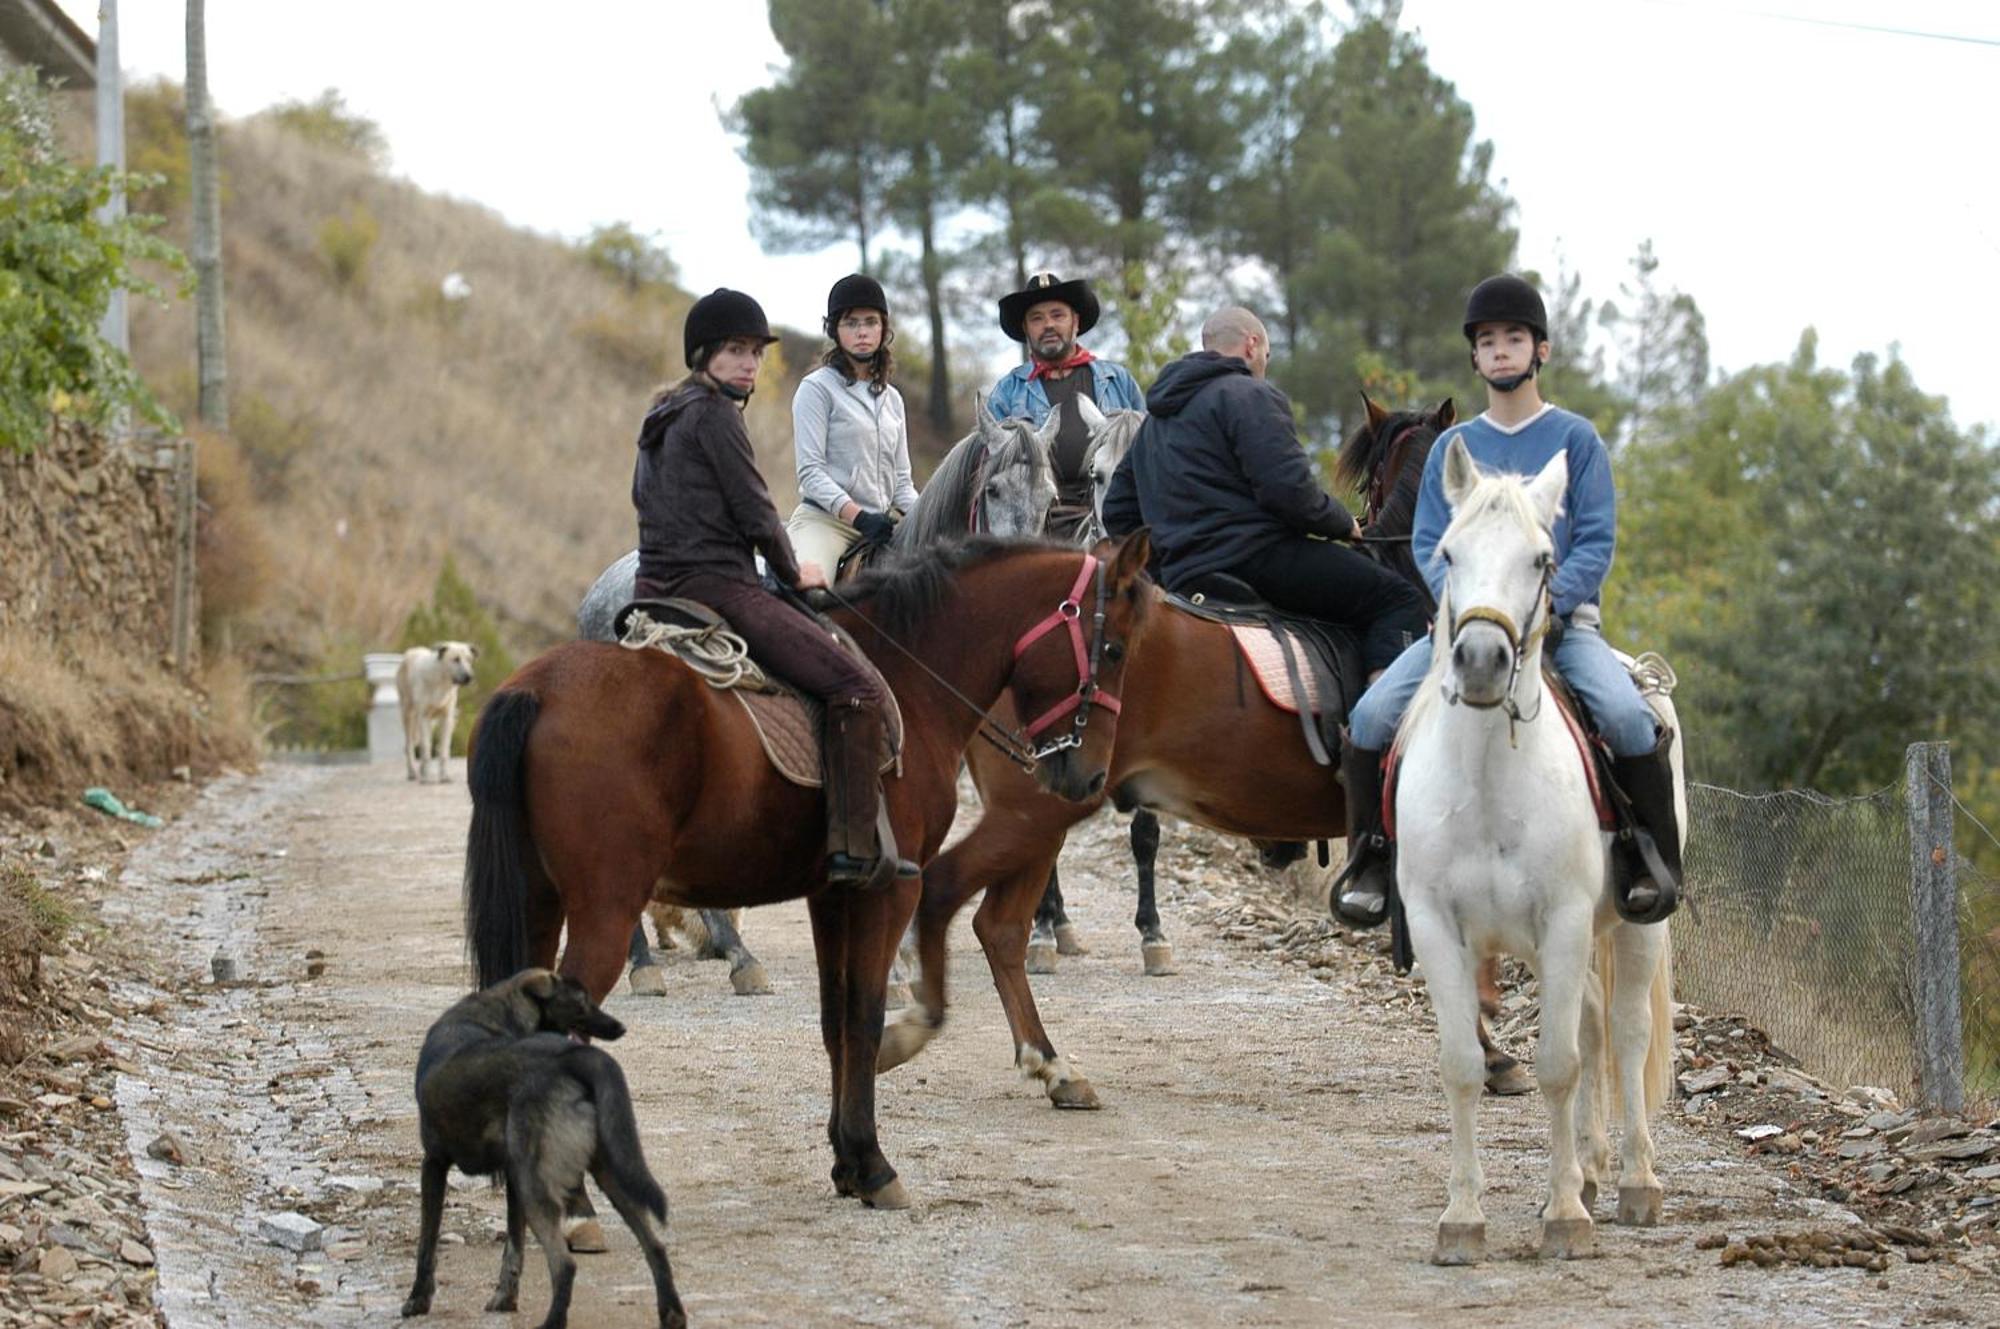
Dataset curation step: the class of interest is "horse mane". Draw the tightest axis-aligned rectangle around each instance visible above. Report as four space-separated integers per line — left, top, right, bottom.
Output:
1334 408 1422 493
841 533 1071 639
1397 469 1555 745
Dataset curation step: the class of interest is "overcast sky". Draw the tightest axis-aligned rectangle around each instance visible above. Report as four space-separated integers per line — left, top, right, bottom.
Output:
68 0 2000 431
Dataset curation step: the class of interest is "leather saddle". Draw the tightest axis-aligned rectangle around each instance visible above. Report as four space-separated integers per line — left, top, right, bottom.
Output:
614 597 901 788
1163 572 1364 767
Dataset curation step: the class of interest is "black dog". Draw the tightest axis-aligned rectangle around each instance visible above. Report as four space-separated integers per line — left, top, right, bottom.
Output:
401 968 685 1329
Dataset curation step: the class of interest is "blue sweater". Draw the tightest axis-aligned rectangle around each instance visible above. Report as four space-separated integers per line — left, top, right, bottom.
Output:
1411 406 1616 618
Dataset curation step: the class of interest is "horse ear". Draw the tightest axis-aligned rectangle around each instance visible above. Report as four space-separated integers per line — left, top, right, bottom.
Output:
1107 527 1152 591
973 390 996 430
1033 407 1063 445
1075 395 1107 432
1526 450 1569 528
1433 397 1456 429
1361 392 1390 430
1441 434 1479 508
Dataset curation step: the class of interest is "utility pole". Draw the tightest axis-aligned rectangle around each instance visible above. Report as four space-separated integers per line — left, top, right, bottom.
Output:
186 0 227 432
95 0 127 362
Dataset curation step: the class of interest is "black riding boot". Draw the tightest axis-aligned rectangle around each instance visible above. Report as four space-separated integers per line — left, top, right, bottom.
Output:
823 702 918 889
1610 727 1683 925
1329 736 1392 928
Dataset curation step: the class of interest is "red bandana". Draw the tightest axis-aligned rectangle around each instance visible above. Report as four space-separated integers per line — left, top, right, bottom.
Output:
1027 345 1096 382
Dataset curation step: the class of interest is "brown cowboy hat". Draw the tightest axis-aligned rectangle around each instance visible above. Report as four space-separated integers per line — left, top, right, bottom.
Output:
998 271 1101 343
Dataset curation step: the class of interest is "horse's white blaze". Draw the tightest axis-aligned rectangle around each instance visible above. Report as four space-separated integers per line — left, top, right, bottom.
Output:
1396 441 1677 1260
1016 1044 1077 1089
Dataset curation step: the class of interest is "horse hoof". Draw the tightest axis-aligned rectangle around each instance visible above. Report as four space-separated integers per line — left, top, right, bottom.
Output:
1483 1059 1534 1096
564 1218 608 1254
1539 1216 1595 1260
884 981 912 1010
1048 1077 1102 1110
1141 941 1177 977
729 961 772 996
628 965 667 998
1617 1185 1663 1227
861 1178 912 1210
1432 1221 1485 1266
1025 940 1058 975
1054 923 1090 956
876 1019 935 1073
1580 1179 1598 1213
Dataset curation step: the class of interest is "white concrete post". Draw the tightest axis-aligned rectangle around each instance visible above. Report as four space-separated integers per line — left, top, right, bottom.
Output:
363 653 404 764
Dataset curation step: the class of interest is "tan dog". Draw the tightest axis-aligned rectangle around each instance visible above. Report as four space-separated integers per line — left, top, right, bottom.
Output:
396 642 478 783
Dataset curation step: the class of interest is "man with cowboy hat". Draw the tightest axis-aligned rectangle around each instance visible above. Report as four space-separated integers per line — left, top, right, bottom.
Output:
988 271 1145 537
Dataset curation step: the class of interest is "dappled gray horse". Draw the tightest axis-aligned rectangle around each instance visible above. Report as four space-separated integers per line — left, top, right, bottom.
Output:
576 400 1060 996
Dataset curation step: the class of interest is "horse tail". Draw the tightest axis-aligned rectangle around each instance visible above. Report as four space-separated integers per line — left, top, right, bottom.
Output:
1589 942 1617 1124
464 688 541 989
1643 930 1677 1115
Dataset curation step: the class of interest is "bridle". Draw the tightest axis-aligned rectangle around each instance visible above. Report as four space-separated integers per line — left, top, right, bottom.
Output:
1442 559 1553 744
1010 553 1122 760
816 552 1122 771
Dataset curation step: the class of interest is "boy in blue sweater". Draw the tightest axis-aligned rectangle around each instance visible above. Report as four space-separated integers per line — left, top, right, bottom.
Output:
1332 274 1682 930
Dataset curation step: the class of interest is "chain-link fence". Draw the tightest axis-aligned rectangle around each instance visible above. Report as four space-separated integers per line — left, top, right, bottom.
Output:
1671 749 2000 1107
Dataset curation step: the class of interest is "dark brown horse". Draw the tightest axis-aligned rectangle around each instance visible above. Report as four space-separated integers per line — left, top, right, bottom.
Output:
879 398 1532 1105
464 534 1154 1206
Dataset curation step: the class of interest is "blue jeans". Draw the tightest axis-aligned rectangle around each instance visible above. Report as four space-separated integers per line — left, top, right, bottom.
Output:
1347 618 1659 756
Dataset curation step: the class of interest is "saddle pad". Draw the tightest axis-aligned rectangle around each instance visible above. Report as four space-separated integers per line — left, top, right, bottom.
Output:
1228 623 1326 715
733 687 903 789
1382 674 1615 840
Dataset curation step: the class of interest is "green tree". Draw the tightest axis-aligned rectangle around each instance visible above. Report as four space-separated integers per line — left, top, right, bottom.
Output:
1612 332 2000 791
1600 239 1709 445
581 221 678 292
399 557 518 753
0 68 182 449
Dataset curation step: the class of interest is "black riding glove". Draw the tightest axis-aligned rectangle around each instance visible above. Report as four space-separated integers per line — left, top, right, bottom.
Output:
853 510 896 545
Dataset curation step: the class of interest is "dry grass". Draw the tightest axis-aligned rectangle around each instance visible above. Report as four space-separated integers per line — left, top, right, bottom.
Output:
0 629 258 814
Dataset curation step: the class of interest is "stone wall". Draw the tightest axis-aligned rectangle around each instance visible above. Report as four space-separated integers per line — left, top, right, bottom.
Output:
0 422 188 657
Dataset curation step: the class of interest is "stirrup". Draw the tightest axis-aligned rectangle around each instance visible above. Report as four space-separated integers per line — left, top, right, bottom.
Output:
1612 830 1679 925
1329 838 1390 929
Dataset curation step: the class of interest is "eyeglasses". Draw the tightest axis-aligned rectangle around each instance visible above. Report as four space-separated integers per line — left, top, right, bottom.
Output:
838 315 883 331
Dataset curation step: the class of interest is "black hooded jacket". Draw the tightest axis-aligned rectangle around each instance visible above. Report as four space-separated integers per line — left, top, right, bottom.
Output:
632 380 801 595
1101 351 1355 588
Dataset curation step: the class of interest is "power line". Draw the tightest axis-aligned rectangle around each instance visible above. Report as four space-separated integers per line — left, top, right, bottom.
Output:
1641 0 2000 49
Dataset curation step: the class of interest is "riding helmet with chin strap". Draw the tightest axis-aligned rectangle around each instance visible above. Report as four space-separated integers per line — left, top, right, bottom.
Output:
1462 274 1549 345
825 273 888 327
683 288 778 368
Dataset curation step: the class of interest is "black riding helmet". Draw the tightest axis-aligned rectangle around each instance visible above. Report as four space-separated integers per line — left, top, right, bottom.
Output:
1462 274 1548 345
825 273 888 326
683 288 778 368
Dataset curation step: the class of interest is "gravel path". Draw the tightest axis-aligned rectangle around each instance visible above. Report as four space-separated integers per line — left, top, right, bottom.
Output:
97 762 1998 1327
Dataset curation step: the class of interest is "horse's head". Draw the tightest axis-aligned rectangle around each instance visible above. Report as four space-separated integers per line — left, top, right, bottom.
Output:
1005 528 1154 802
1078 399 1146 544
1336 393 1455 532
1430 435 1566 710
974 400 1059 539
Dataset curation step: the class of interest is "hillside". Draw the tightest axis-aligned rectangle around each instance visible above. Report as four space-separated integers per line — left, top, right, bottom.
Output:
119 87 819 709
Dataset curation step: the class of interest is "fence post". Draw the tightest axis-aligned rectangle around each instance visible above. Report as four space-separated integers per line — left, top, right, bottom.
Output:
1904 741 1963 1112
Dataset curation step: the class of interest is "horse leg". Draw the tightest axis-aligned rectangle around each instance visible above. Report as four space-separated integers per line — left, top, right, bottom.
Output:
1476 957 1531 1095
1572 954 1610 1214
1130 809 1174 976
1406 907 1487 1265
973 852 1100 1109
627 922 666 997
1053 856 1089 956
884 917 917 1010
702 907 771 996
1609 922 1669 1226
1533 909 1595 1260
526 857 564 971
809 888 909 1208
1027 864 1063 974
878 853 972 1076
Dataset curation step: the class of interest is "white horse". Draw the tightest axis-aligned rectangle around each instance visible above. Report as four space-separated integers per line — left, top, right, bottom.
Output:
1395 436 1678 1266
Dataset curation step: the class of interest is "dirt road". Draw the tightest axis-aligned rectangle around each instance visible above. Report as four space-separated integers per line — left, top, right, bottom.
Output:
99 762 1995 1327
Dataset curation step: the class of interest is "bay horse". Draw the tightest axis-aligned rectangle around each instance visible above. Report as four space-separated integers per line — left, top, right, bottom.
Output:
876 399 1539 1108
1395 438 1676 1264
575 404 1061 996
466 533 1154 1208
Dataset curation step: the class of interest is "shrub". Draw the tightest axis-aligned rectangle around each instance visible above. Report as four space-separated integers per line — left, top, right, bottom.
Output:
262 89 387 166
399 557 517 753
0 69 184 450
194 430 276 646
580 221 677 292
317 204 379 289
